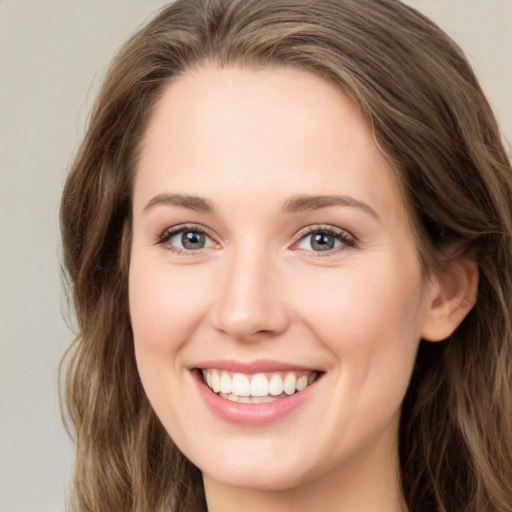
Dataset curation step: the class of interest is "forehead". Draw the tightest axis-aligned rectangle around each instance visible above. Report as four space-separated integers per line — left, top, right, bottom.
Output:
134 65 406 224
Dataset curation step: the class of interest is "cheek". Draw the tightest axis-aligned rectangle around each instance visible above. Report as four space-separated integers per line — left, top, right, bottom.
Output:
128 259 209 438
128 258 210 428
294 257 424 405
129 260 212 356
297 255 424 339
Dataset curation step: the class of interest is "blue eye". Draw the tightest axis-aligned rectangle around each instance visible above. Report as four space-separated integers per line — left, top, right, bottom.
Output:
295 228 354 252
175 230 207 249
158 226 216 252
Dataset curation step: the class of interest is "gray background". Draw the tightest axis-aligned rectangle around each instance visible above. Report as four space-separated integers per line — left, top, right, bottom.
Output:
0 1 510 511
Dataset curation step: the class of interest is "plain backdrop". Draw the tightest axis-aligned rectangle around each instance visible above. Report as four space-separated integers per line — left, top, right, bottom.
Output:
0 1 510 511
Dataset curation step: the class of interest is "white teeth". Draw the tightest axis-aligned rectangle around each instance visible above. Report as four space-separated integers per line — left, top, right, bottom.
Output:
232 373 251 396
219 392 240 402
250 373 269 397
220 371 232 394
219 392 280 404
251 395 277 403
284 373 297 395
212 369 221 393
202 369 319 400
296 375 308 391
269 374 284 396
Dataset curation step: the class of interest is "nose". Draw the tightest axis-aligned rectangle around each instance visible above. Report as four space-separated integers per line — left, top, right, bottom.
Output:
210 246 290 341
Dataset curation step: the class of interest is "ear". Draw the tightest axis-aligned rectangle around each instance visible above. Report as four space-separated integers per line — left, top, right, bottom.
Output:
421 257 479 342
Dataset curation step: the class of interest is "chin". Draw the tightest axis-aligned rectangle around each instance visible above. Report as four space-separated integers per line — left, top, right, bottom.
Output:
184 435 327 494
202 459 315 493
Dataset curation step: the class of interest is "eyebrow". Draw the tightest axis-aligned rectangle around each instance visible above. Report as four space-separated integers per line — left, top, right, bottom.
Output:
143 192 378 219
282 194 379 219
143 193 215 213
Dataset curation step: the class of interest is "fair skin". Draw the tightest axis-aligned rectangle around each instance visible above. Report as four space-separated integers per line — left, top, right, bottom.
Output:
129 65 476 512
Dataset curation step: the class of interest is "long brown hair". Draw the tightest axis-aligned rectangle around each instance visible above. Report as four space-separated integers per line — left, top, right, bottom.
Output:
60 1 512 510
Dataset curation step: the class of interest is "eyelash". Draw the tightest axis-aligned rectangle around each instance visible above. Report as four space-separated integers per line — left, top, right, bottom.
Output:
291 225 356 256
156 223 356 256
156 224 216 256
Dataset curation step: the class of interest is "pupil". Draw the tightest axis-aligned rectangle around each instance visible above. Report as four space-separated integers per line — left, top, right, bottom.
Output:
312 233 334 251
182 231 205 249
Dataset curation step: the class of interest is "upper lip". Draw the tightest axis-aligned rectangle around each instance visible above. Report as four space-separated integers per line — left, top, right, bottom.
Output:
192 359 322 373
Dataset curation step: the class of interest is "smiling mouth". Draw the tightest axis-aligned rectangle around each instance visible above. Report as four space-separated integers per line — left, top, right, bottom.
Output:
199 369 320 404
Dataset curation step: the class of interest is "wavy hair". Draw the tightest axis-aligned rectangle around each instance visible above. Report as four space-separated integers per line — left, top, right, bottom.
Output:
60 1 512 510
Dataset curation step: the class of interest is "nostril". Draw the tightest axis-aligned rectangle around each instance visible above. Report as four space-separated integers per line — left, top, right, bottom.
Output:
208 261 290 339
212 300 290 341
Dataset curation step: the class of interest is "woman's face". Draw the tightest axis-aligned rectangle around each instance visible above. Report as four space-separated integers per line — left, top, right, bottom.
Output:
129 66 436 493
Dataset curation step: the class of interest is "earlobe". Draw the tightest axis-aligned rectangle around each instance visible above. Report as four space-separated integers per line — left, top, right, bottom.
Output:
421 258 479 342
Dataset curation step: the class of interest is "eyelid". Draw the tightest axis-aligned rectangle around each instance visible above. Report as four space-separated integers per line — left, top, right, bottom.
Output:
156 223 220 253
155 222 355 255
290 224 356 253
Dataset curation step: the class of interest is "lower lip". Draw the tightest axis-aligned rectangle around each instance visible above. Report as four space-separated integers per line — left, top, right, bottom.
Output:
192 371 320 426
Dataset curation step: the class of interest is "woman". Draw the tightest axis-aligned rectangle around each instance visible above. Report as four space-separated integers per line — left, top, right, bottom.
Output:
60 0 512 511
